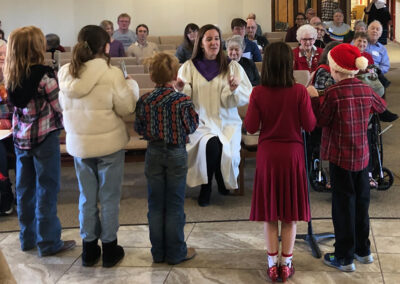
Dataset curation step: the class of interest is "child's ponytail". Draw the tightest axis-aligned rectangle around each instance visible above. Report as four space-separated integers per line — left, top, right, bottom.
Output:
69 25 111 78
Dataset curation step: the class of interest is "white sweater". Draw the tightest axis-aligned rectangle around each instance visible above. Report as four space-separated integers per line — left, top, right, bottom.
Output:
58 58 139 158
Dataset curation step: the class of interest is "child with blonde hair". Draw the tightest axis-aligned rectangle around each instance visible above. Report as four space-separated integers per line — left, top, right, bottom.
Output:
58 25 139 267
3 26 75 256
135 52 199 264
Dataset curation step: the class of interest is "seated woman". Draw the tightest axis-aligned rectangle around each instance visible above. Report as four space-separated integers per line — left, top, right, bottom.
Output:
314 23 327 48
226 35 260 86
175 23 199 63
324 9 351 42
353 31 398 122
343 20 367 43
100 20 125 57
285 13 306 42
293 24 323 73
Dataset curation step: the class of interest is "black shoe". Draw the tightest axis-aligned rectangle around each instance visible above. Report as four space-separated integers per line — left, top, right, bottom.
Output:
215 171 230 195
102 239 125 267
0 190 14 216
198 185 211 207
82 239 101 267
379 109 399 122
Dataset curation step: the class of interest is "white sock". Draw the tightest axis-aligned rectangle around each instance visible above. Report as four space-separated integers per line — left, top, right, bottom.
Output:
281 253 293 267
267 252 278 267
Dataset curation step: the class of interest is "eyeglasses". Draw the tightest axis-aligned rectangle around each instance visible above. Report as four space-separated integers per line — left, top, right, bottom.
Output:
301 38 315 42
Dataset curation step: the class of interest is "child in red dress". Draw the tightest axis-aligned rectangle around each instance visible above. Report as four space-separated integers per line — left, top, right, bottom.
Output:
244 42 316 282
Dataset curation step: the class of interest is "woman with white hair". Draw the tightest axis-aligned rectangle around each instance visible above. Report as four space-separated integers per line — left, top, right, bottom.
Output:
226 35 260 86
293 24 323 72
324 9 351 42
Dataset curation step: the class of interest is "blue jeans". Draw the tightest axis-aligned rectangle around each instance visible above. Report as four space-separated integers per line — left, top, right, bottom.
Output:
14 130 63 256
74 150 125 243
145 141 188 263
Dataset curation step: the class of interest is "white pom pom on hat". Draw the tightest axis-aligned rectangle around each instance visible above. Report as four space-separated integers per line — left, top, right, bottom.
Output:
328 43 369 75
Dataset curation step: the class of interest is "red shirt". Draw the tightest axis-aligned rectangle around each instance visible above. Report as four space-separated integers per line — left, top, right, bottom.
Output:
311 78 386 171
293 46 324 73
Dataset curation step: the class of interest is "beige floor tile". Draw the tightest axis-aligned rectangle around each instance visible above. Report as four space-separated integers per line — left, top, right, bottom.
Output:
371 220 400 237
378 253 400 273
382 273 400 284
0 233 8 243
286 271 383 284
191 221 263 232
166 267 267 284
186 231 265 250
374 236 400 253
57 266 171 284
175 248 265 270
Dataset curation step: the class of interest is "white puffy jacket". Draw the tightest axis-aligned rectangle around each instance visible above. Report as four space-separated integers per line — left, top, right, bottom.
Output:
58 58 139 158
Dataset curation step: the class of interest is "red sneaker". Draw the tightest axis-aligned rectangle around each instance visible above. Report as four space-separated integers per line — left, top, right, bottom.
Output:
267 265 279 282
280 264 295 282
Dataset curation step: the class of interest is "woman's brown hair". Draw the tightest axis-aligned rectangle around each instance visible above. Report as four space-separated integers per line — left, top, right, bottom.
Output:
4 26 46 91
69 25 111 78
191 24 228 76
261 42 295 87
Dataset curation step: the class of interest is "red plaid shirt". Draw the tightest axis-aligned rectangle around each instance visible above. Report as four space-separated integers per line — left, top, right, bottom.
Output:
311 78 386 171
12 73 63 149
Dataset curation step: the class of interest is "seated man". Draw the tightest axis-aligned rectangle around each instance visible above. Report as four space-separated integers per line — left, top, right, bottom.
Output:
246 18 269 52
247 13 263 37
113 13 137 50
231 18 262 62
126 24 159 64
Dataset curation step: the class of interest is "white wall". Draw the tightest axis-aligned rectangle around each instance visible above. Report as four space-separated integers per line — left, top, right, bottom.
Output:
0 0 271 46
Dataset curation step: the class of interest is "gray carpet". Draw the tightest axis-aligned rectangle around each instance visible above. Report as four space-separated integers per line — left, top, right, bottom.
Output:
1 51 400 232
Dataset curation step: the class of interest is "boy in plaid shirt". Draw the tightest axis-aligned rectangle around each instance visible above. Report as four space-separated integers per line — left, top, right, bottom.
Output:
308 44 386 272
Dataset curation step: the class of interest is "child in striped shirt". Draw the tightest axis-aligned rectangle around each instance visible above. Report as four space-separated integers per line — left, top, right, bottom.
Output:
135 52 199 265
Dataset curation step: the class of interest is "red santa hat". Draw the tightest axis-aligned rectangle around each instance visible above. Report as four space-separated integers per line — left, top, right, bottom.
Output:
328 43 369 75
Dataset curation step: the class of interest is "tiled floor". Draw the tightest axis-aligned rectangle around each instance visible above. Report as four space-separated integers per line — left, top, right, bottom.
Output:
1 219 399 283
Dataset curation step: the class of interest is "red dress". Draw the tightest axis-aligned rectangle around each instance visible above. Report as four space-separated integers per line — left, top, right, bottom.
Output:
244 84 316 222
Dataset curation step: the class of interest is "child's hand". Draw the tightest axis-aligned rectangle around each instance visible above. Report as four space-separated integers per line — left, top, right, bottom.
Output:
174 78 185 92
228 76 239 92
307 86 319 98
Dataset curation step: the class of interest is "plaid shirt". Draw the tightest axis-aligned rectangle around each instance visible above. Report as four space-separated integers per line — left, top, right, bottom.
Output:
321 0 339 22
311 78 386 171
12 73 63 149
134 85 198 147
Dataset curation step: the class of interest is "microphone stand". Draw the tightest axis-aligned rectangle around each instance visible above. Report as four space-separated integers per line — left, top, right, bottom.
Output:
295 130 334 258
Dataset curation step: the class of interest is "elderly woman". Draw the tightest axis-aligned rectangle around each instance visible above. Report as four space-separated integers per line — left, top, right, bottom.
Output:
177 24 252 206
324 9 351 42
343 20 367 43
293 24 323 73
226 35 260 86
175 23 199 63
100 20 125 57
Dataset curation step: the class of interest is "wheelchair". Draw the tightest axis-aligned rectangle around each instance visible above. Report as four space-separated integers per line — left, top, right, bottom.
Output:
306 128 329 192
368 113 394 191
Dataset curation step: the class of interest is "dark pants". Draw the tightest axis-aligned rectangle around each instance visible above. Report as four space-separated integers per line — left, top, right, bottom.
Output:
145 141 188 263
0 137 14 210
204 136 225 190
329 163 371 263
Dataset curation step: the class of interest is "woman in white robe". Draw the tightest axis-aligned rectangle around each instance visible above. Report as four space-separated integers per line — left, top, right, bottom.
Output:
176 24 252 206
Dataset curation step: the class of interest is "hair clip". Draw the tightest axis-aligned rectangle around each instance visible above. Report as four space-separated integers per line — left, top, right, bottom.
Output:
83 41 89 49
